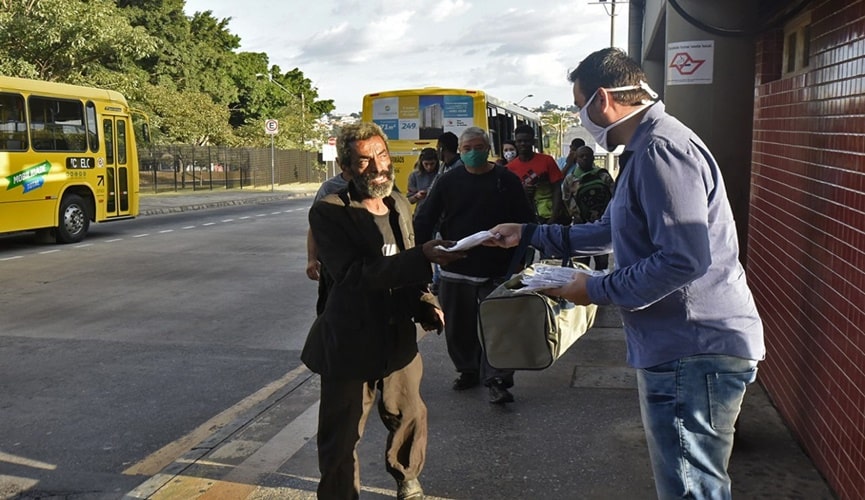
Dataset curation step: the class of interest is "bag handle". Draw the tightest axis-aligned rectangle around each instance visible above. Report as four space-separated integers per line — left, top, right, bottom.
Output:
504 224 536 278
560 226 573 268
503 224 573 279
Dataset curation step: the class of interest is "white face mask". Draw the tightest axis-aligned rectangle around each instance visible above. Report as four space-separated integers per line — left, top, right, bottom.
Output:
503 150 517 161
578 81 658 151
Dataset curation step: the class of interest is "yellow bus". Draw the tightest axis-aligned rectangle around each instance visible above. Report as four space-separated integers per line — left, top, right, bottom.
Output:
0 76 148 243
362 87 544 192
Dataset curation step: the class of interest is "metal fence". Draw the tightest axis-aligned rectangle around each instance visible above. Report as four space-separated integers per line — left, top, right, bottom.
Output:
137 145 330 192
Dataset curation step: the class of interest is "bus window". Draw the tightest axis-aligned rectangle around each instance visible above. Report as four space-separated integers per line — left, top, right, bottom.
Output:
85 101 99 153
0 93 27 151
104 119 114 165
28 96 87 152
117 119 127 165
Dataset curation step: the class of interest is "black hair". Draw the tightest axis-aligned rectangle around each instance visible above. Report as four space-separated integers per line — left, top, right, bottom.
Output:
437 132 458 154
514 124 534 138
568 47 650 106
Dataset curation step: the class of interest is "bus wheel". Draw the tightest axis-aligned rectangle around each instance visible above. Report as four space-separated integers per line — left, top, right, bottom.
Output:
57 194 90 243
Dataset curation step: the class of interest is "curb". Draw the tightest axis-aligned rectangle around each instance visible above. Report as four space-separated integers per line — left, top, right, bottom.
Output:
139 192 315 216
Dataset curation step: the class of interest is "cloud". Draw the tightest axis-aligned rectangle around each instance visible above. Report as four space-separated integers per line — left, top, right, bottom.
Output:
297 9 417 64
429 0 470 22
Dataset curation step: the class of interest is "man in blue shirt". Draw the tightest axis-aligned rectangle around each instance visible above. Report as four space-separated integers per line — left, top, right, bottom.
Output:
487 48 765 499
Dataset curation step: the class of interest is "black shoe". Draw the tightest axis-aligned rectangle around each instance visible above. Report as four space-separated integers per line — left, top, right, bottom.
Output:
452 372 479 390
488 379 514 404
397 478 424 499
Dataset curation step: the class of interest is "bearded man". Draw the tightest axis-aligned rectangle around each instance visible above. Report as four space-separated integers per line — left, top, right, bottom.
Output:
303 122 465 499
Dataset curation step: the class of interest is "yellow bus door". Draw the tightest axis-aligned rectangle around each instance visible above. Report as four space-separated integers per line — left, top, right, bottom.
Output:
102 116 132 217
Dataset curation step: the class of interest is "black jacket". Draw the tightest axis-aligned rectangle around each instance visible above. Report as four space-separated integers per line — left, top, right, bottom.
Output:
302 183 437 380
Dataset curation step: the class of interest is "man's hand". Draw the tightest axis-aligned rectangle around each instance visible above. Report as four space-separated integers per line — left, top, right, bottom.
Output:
544 272 592 305
565 150 578 168
306 259 321 281
421 240 467 265
484 223 523 248
420 306 445 334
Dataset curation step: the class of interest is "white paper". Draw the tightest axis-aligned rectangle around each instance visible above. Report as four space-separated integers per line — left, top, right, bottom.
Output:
436 230 496 252
512 263 606 293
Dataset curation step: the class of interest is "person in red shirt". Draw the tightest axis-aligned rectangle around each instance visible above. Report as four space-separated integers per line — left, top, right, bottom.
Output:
506 124 565 223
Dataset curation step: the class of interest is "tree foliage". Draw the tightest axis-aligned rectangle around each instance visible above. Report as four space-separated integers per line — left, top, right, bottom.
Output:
0 0 157 82
0 0 334 147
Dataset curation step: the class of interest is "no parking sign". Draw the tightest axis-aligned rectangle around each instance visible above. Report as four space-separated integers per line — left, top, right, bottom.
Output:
264 119 279 135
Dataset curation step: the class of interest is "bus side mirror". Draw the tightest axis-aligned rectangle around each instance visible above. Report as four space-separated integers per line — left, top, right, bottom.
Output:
141 123 151 143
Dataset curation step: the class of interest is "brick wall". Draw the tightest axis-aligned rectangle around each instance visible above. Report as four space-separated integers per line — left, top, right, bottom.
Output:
750 1 865 498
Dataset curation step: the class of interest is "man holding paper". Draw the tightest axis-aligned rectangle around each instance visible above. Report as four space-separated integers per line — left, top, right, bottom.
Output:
486 48 764 499
414 126 534 404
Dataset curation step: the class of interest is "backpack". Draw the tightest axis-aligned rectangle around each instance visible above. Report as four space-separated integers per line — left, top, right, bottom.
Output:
574 167 612 223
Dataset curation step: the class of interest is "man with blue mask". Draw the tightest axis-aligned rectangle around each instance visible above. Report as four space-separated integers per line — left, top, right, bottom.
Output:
413 127 534 404
487 48 764 499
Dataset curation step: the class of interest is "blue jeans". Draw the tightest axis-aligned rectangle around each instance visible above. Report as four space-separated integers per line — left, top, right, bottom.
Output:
636 355 758 500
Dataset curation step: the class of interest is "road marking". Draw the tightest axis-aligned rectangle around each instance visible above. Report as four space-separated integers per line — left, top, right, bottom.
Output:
192 401 320 499
0 201 304 262
0 451 56 470
123 364 310 477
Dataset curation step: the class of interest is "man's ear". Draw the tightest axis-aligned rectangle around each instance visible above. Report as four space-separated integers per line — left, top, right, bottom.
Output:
595 87 611 111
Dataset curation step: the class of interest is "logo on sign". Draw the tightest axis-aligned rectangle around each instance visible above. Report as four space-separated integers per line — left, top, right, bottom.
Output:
669 52 706 75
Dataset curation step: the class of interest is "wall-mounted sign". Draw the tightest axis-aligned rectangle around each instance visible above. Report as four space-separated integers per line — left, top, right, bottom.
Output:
667 40 714 85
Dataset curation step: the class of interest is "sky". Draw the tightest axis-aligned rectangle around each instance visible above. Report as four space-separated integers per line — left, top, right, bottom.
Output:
183 0 631 115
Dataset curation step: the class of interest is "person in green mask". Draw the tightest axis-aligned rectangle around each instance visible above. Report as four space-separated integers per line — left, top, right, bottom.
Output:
413 126 535 404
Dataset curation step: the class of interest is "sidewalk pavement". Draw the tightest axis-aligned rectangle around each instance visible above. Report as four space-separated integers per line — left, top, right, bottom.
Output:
129 186 835 499
138 184 319 216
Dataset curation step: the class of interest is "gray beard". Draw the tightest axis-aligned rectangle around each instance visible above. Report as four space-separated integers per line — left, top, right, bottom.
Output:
353 167 394 199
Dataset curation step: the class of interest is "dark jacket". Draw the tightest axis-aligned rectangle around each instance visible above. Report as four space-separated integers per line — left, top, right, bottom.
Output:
302 183 437 380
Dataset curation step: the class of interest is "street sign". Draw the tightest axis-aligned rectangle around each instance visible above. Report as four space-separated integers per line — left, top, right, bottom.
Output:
264 119 279 135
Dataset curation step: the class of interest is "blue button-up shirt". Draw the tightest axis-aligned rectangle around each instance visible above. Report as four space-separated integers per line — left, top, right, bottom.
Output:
531 102 765 368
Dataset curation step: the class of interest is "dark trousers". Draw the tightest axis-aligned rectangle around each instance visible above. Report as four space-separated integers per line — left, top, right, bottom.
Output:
317 354 427 499
438 278 514 387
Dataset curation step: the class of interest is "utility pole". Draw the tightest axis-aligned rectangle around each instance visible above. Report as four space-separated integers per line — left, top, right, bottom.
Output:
590 0 626 175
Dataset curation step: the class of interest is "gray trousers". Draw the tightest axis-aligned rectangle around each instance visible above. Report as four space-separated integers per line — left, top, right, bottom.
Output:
438 277 514 387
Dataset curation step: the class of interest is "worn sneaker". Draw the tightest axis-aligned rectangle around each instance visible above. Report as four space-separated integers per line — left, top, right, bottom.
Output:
452 372 480 391
488 379 514 404
397 478 424 499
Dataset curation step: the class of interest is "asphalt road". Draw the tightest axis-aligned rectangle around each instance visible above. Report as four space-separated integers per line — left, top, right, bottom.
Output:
0 199 317 497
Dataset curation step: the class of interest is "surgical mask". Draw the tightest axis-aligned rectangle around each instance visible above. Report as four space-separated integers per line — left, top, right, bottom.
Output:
503 150 517 161
579 81 658 151
462 149 489 168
